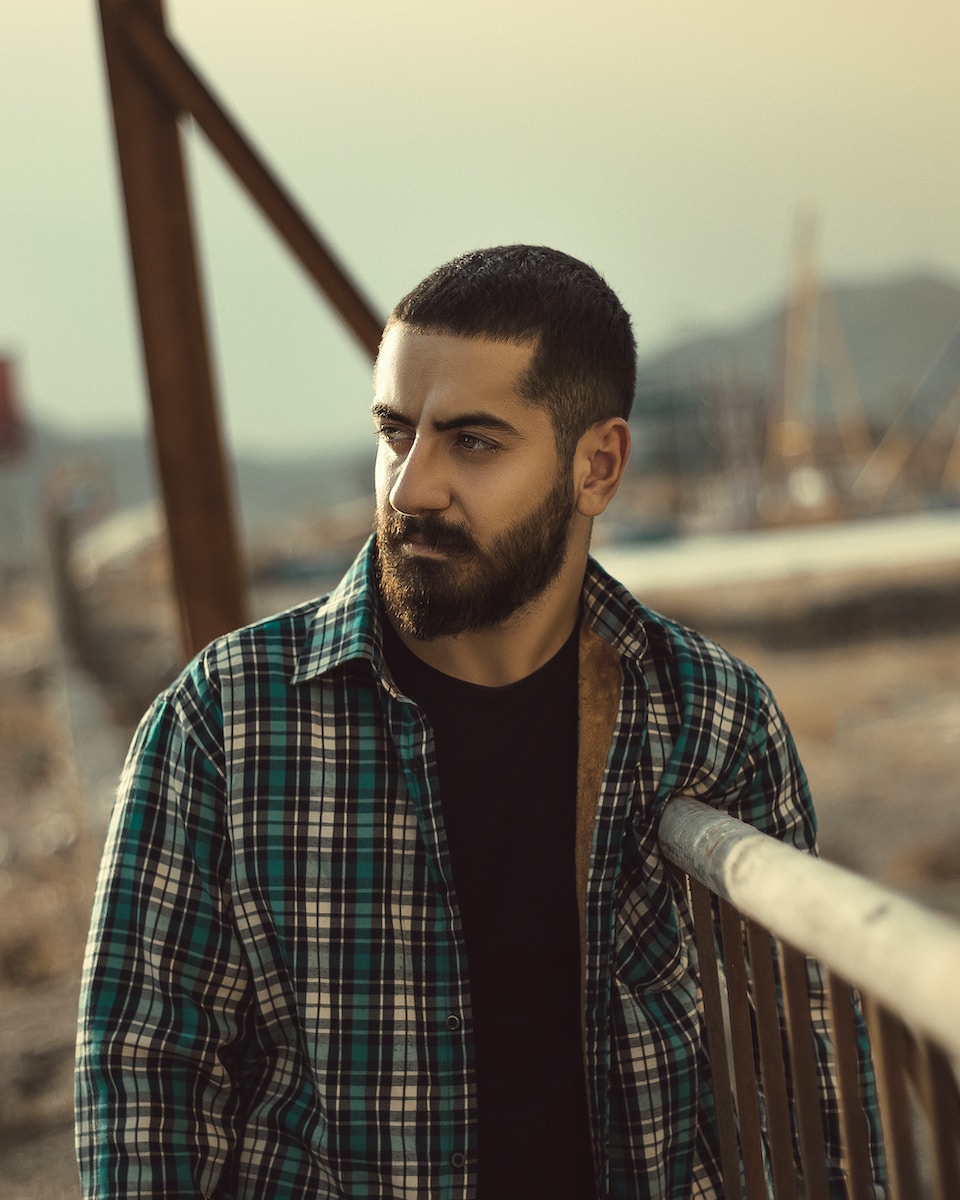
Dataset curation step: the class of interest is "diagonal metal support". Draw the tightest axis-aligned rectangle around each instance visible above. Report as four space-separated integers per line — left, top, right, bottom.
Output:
95 0 384 656
111 1 383 357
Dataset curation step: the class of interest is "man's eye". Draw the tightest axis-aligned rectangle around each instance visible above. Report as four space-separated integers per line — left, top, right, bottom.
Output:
456 432 495 452
378 424 412 446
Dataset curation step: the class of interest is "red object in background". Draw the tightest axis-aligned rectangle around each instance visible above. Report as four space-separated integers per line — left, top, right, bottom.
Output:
0 358 29 463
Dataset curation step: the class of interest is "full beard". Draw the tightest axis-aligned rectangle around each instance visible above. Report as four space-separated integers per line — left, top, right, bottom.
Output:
376 472 576 640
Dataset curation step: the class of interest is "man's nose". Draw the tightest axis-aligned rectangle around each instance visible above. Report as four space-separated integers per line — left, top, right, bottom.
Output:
387 440 451 516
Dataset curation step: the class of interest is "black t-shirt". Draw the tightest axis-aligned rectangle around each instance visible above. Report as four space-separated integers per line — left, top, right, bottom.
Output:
383 620 595 1199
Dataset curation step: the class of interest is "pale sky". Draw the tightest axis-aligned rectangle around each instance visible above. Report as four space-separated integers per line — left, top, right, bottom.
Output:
3 0 959 457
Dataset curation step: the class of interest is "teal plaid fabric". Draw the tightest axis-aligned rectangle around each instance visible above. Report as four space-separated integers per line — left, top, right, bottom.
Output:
76 538 883 1198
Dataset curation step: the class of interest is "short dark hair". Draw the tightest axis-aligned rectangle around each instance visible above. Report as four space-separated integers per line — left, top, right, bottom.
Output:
386 245 636 461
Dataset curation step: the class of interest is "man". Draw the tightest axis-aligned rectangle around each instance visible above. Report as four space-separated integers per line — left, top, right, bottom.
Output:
76 245 883 1198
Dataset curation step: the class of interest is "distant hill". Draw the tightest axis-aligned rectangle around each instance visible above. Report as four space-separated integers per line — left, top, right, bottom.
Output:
636 272 960 427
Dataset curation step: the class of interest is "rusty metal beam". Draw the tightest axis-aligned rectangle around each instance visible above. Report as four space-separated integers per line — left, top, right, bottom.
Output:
111 0 384 359
97 0 247 656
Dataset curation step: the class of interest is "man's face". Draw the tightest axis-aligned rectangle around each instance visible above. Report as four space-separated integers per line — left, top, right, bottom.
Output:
372 324 577 639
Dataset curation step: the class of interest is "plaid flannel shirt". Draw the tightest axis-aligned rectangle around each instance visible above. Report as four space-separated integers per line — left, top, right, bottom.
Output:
76 538 883 1198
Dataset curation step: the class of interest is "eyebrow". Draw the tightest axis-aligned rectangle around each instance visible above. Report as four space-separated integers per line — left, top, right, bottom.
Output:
370 402 522 437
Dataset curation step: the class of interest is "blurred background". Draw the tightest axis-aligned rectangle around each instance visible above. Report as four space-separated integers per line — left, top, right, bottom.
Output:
1 1 959 1194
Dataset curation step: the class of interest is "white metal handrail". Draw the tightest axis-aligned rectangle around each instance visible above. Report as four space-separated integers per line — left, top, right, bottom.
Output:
659 796 960 1061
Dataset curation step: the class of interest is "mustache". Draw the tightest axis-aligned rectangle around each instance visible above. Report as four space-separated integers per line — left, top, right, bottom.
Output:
379 512 478 556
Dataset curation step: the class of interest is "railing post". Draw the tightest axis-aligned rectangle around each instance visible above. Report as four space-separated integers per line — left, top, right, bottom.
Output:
718 899 768 1199
687 877 744 1197
861 998 922 1199
825 972 875 1199
778 942 830 1199
745 920 798 1200
919 1041 960 1200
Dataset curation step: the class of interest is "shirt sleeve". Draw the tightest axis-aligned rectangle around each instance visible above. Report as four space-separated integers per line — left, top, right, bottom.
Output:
75 668 254 1198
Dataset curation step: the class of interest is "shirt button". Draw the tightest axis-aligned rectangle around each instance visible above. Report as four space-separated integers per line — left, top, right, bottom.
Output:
445 1014 461 1031
450 1152 467 1169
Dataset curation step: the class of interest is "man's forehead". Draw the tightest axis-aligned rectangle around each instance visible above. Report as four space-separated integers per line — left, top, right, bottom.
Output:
373 323 539 402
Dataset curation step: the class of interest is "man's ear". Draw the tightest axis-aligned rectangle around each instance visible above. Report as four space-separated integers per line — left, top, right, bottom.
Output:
574 418 631 518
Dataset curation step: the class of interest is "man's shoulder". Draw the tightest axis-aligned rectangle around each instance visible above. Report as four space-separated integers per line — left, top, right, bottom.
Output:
191 542 379 689
144 598 323 730
206 596 324 673
644 603 759 682
585 557 769 703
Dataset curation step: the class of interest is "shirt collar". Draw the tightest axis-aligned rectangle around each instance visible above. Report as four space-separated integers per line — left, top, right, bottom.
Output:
291 536 649 685
581 555 649 661
291 536 384 684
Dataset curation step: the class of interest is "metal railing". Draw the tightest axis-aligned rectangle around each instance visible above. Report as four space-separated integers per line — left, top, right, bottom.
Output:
659 796 960 1199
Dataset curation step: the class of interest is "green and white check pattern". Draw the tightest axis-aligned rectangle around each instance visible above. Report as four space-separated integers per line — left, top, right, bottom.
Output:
76 539 883 1198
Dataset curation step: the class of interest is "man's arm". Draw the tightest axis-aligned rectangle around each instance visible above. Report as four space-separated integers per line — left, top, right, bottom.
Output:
76 680 252 1198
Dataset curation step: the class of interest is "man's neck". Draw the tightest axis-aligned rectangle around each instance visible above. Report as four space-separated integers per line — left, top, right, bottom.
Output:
386 556 587 687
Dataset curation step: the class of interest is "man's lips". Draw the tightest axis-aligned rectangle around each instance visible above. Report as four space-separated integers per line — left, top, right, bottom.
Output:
401 535 449 557
383 516 476 557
